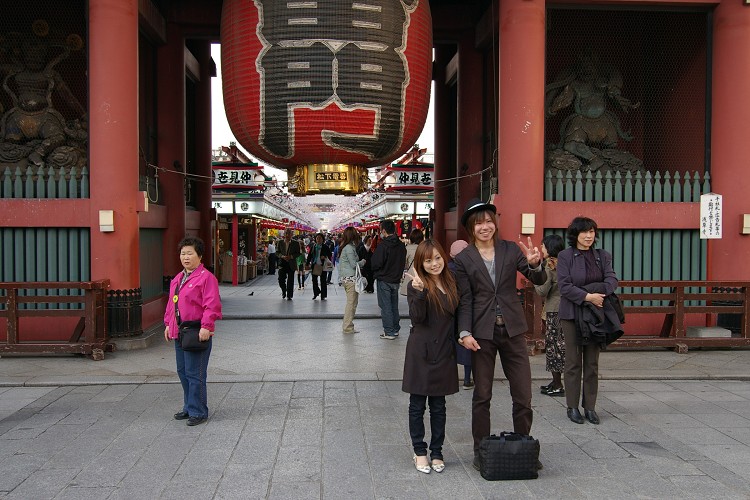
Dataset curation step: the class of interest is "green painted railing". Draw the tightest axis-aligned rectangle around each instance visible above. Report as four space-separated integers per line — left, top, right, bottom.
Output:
545 228 707 307
1 165 89 199
545 170 710 202
0 228 90 310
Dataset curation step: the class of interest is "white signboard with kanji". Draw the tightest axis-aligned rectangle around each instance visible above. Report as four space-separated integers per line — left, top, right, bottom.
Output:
212 167 264 189
699 193 722 239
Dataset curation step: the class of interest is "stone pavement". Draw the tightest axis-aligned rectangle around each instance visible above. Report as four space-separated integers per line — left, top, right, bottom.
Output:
1 272 750 498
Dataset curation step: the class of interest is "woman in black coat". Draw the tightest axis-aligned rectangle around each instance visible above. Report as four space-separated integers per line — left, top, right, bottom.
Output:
357 234 375 293
403 239 459 474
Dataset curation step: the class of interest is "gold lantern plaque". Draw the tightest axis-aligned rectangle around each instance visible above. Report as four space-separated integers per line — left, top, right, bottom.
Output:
288 164 369 196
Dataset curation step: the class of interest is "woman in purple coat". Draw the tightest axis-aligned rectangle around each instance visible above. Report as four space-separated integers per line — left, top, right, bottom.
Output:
557 217 620 425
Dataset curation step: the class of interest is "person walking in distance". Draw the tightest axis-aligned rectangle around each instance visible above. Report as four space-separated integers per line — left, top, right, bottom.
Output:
371 220 407 340
267 239 277 275
338 227 366 334
276 229 301 300
452 198 547 471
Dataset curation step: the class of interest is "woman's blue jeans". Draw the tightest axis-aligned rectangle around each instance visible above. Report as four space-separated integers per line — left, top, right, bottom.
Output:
175 338 212 418
408 394 446 460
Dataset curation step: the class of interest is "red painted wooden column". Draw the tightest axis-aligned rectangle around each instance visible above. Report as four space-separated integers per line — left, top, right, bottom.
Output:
231 214 239 286
456 30 483 238
194 41 215 269
432 46 453 246
495 0 546 243
709 0 750 280
88 0 140 288
157 24 187 276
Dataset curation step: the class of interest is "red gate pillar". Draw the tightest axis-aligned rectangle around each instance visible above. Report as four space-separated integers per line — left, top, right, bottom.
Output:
88 0 140 288
709 0 750 279
496 0 546 243
157 24 187 276
457 31 484 242
194 41 215 270
432 46 453 245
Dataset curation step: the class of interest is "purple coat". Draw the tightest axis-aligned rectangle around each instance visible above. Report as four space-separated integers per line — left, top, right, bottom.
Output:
164 264 222 339
557 247 618 321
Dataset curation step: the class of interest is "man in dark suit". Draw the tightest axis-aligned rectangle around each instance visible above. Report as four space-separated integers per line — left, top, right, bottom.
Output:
453 198 547 470
276 229 301 300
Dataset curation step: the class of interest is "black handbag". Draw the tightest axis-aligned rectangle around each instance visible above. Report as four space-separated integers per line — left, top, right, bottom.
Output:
178 320 209 351
478 432 540 480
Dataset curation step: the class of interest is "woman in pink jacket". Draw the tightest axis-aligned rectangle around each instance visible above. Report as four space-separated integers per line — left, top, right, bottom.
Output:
164 237 222 426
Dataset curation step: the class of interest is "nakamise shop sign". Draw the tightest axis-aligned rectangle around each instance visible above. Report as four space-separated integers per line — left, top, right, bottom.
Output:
386 201 433 215
212 164 265 190
383 163 434 191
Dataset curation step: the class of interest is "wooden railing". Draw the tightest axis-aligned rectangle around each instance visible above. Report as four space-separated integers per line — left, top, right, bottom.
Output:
0 280 112 359
1 165 89 199
544 169 710 202
524 280 750 353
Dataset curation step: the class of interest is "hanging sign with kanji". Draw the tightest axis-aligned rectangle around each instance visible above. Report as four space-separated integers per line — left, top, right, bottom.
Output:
212 165 265 190
699 193 722 239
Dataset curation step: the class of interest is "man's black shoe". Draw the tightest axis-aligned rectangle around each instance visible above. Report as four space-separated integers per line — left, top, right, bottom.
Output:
173 411 189 420
584 409 600 425
472 455 481 471
567 407 585 424
187 416 207 426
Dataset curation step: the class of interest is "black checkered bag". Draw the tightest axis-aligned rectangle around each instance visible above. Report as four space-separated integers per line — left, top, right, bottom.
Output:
478 432 540 480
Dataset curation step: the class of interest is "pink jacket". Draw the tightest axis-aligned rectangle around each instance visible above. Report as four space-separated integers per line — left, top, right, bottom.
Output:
164 264 222 339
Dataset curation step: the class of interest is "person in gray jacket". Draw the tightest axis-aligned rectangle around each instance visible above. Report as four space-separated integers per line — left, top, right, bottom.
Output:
535 234 565 397
371 220 407 340
338 227 365 334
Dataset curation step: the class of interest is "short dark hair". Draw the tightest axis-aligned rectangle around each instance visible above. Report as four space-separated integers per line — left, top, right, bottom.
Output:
566 217 599 248
409 229 424 244
178 236 204 257
541 234 565 258
380 220 396 235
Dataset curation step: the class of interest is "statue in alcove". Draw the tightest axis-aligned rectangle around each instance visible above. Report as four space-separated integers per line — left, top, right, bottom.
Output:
0 20 87 170
545 49 642 173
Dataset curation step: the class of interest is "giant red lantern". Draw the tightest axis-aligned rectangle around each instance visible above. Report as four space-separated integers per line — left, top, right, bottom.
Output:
221 0 432 192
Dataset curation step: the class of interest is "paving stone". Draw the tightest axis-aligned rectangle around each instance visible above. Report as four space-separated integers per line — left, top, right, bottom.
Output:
267 480 320 500
52 486 115 500
273 445 321 482
669 474 749 500
5 467 77 500
215 465 271 500
281 418 322 447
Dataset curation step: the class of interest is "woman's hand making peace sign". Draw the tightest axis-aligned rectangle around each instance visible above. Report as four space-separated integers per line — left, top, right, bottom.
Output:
404 270 424 291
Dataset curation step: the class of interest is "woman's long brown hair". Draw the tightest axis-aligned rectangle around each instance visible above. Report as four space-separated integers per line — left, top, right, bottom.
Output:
341 226 359 249
413 239 459 315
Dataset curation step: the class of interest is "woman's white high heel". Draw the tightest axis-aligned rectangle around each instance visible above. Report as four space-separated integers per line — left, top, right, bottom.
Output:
431 459 445 473
413 455 431 474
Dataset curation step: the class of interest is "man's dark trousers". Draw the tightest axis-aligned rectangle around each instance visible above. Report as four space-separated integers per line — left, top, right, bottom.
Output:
278 260 295 298
471 323 532 452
